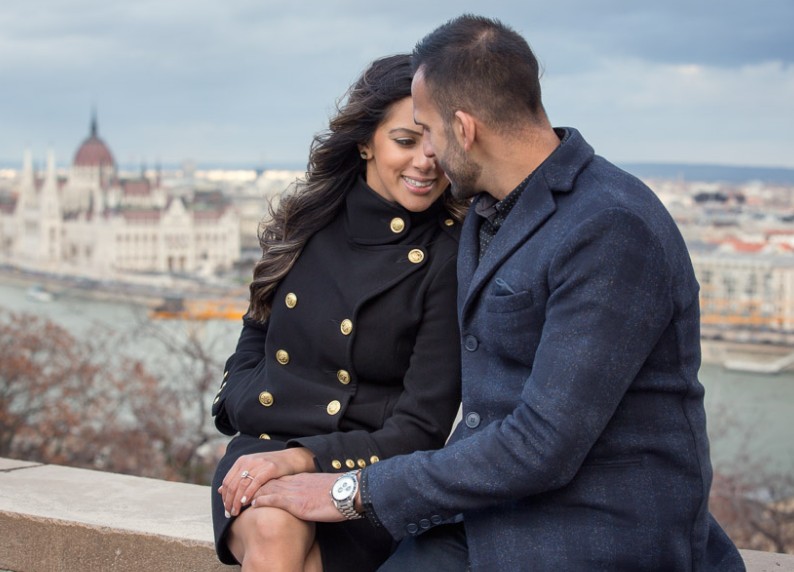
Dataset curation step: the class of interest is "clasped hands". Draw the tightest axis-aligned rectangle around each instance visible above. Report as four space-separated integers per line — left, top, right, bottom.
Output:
217 447 346 522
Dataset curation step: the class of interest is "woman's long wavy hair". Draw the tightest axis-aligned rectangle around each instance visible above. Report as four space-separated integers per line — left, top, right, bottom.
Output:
246 54 469 322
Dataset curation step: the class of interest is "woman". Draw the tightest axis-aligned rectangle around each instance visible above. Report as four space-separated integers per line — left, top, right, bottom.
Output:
212 54 467 571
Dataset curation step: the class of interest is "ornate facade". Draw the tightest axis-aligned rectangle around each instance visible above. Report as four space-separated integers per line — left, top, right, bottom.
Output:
0 116 240 278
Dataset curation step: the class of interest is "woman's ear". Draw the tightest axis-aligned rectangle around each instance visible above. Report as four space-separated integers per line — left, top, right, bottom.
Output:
453 111 477 152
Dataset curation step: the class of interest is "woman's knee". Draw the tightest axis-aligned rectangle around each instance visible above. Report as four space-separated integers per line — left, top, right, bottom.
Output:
237 506 314 546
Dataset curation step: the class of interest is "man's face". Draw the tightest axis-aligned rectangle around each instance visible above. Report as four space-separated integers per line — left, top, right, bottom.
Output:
411 70 481 200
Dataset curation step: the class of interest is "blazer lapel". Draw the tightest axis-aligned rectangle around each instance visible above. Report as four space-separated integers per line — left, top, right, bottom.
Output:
458 128 594 322
460 182 557 321
457 195 482 311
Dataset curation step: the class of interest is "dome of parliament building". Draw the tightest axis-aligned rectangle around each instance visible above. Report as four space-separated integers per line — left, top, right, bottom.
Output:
73 115 115 169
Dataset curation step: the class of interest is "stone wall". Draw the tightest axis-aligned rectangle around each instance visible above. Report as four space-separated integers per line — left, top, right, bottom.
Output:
1 457 792 571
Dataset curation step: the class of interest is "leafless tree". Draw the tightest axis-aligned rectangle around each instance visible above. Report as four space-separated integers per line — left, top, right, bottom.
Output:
0 308 231 484
708 400 794 553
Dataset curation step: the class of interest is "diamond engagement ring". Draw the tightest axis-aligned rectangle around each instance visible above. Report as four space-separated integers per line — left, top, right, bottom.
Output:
241 470 254 480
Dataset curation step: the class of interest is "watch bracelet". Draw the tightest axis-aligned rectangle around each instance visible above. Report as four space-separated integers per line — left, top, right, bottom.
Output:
337 471 364 520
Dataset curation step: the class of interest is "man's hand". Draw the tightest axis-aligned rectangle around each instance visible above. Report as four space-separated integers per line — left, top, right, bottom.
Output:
251 473 346 522
218 447 315 517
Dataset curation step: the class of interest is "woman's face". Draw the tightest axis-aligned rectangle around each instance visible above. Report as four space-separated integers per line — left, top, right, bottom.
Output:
360 97 449 212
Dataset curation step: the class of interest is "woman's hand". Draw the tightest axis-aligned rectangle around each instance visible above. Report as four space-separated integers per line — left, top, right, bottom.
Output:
218 447 316 517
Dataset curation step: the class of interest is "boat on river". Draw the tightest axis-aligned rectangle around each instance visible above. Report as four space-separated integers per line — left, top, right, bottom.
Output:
25 284 55 303
148 296 247 321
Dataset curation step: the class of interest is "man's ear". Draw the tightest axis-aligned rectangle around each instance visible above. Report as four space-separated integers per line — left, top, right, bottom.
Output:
453 111 477 152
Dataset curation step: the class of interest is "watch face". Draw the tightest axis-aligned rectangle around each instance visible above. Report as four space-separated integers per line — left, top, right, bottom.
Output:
332 475 356 501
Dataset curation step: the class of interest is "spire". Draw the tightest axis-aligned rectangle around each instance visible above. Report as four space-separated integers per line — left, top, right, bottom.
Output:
16 148 36 212
90 106 98 138
45 149 57 188
22 148 34 189
42 149 61 217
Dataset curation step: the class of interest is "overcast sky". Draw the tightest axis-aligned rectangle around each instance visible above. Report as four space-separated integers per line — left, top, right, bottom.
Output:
1 0 792 170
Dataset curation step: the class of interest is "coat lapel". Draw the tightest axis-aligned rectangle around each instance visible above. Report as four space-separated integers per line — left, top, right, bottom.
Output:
459 183 556 321
458 127 595 322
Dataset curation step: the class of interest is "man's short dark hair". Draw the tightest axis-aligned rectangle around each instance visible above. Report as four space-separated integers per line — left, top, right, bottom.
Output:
413 14 546 131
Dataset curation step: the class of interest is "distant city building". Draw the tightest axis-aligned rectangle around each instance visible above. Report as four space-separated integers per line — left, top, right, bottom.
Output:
692 251 794 343
0 115 240 278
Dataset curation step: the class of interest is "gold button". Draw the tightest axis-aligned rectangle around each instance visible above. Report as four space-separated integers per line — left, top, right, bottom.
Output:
370 455 380 464
390 217 405 233
444 218 454 227
223 370 229 379
332 460 342 469
285 292 298 308
276 349 290 365
213 395 220 404
345 459 355 469
357 459 366 468
408 249 424 264
220 381 226 390
327 400 341 415
259 433 270 440
337 369 351 385
340 319 353 336
259 391 274 407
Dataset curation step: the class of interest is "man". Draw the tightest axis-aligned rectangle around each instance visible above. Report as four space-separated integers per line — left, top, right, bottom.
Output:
250 14 744 571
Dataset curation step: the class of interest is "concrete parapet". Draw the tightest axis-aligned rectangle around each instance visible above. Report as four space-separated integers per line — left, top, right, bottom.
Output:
1 457 792 571
0 458 236 572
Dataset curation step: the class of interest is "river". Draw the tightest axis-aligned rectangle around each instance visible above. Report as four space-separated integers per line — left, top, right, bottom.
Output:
1 280 792 478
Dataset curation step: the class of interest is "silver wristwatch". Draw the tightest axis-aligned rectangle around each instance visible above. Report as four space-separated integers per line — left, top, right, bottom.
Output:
331 470 363 520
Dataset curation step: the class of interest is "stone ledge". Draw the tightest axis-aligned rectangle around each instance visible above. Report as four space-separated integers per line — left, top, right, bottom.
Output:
0 458 236 572
1 457 792 571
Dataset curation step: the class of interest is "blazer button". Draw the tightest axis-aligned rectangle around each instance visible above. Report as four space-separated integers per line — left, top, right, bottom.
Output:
390 217 405 233
340 319 353 336
259 391 274 407
431 515 443 525
276 349 290 365
465 412 481 428
406 523 419 535
419 519 431 530
337 369 351 385
327 400 341 415
332 460 342 469
408 249 424 264
464 335 478 352
285 292 298 308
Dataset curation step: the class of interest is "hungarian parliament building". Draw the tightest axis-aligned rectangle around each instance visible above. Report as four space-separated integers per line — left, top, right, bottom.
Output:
0 116 241 280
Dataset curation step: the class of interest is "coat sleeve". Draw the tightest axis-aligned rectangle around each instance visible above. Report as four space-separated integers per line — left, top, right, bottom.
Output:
288 253 462 472
212 317 269 435
364 207 678 539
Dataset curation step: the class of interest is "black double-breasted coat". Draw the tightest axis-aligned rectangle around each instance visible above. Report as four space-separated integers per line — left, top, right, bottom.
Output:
211 179 462 570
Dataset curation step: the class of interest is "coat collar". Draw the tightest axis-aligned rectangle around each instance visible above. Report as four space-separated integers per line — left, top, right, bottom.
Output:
344 177 445 245
458 128 594 316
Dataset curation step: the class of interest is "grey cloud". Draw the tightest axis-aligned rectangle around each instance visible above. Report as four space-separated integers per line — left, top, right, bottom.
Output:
0 0 791 167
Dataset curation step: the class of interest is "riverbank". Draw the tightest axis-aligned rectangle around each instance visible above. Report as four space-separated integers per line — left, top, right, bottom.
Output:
4 264 791 369
702 339 794 372
0 263 248 308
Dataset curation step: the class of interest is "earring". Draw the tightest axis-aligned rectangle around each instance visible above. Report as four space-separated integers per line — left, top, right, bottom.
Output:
360 151 369 160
